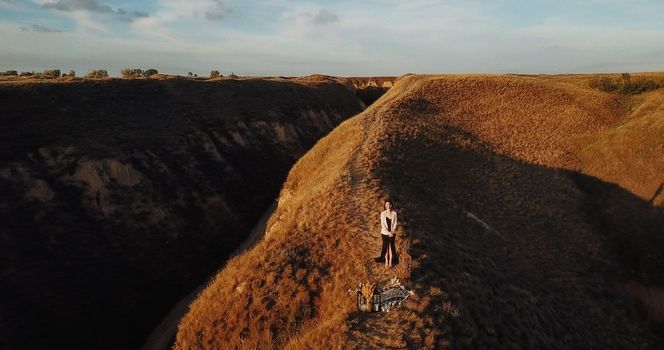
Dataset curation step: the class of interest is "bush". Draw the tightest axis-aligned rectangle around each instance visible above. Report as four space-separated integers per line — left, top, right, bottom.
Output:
143 69 158 77
67 70 76 78
84 69 109 79
19 71 35 77
121 68 143 79
210 70 220 78
619 79 659 95
42 69 61 78
187 72 194 77
621 72 632 84
0 70 18 76
597 77 617 92
121 68 158 78
590 73 661 95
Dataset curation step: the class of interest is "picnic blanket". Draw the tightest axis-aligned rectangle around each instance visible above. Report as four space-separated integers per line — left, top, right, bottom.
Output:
355 277 414 312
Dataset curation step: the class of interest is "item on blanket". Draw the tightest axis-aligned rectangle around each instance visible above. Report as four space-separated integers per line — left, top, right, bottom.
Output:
355 277 413 312
356 282 379 312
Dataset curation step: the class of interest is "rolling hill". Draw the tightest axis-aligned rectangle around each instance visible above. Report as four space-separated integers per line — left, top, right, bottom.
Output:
175 74 664 349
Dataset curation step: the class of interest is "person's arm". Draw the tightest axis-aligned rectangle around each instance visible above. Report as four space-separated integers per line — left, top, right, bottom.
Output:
391 212 398 234
380 212 387 232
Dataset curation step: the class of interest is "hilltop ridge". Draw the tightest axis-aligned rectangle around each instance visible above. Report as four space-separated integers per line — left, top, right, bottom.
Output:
176 74 664 349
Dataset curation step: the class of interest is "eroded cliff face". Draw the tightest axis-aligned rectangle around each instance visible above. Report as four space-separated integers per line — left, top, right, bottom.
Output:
345 77 397 106
0 77 364 349
347 76 397 89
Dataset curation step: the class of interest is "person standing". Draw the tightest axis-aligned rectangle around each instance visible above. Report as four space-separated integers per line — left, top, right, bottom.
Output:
375 201 398 267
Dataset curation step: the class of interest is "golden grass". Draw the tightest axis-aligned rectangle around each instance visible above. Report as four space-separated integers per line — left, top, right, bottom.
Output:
174 95 383 348
510 71 664 90
175 73 664 349
579 89 664 204
391 74 624 168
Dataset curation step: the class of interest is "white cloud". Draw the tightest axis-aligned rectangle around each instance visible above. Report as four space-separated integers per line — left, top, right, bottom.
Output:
131 0 230 42
20 23 63 32
205 0 231 21
2 1 664 75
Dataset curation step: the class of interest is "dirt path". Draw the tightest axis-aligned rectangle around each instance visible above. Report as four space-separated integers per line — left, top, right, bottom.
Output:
140 200 278 350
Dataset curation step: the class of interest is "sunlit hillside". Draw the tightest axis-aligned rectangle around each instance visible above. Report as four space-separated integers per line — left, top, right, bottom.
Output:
175 74 663 349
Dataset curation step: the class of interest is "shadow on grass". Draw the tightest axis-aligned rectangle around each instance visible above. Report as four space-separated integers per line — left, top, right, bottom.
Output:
0 78 364 350
374 126 664 348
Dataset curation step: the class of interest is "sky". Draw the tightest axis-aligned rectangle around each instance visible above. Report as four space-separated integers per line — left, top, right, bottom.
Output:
1 0 664 76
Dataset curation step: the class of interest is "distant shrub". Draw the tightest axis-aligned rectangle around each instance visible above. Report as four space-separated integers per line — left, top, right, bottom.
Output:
19 71 35 77
84 69 109 79
194 73 198 77
187 72 194 77
121 68 158 78
619 79 659 95
210 70 220 78
597 77 617 92
0 70 18 76
67 70 76 77
121 68 143 79
620 72 632 83
590 73 661 95
42 69 61 78
143 69 158 77
229 72 238 79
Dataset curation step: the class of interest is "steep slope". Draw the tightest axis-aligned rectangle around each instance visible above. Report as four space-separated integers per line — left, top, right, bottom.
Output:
0 76 364 350
175 74 663 349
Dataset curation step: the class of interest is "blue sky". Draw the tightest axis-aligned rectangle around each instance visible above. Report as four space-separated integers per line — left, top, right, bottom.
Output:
1 0 663 76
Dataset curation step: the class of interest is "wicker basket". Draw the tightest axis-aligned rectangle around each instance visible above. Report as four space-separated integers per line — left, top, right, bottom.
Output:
356 289 381 312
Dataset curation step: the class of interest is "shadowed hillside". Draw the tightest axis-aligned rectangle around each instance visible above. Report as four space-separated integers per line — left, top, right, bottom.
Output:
175 74 663 349
0 76 364 349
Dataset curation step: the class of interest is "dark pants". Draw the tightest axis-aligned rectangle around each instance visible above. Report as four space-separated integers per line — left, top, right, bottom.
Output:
376 234 396 262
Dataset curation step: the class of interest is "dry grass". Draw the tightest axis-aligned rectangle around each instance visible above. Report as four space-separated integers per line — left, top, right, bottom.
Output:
390 75 624 168
174 73 405 349
579 89 664 204
511 72 664 90
175 74 664 349
174 91 381 348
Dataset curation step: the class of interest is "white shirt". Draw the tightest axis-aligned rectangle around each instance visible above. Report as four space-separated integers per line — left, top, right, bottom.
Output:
380 210 397 236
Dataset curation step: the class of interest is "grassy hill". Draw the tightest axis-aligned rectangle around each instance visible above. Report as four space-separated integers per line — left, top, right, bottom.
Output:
0 76 364 349
175 74 663 349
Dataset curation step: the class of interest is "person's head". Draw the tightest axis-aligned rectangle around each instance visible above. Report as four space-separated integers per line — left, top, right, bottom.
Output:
384 201 392 211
